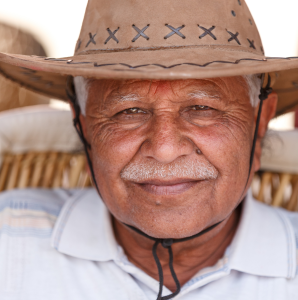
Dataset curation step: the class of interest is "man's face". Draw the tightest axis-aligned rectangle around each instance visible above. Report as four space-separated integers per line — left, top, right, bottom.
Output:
82 77 257 238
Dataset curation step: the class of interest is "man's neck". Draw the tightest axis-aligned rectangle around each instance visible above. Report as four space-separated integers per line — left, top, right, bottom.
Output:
113 206 241 292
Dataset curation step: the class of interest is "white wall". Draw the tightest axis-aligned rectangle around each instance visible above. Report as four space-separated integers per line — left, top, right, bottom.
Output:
247 0 298 130
0 0 88 57
247 0 298 58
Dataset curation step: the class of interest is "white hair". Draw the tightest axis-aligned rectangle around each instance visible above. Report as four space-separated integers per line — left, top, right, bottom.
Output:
243 74 262 107
73 74 262 115
73 76 90 115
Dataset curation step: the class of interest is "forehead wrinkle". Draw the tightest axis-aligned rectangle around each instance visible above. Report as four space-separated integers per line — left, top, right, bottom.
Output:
169 81 180 98
170 79 225 99
99 78 234 110
189 78 238 103
214 76 245 96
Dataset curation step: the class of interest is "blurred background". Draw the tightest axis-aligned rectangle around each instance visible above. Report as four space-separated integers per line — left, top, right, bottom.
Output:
0 0 298 129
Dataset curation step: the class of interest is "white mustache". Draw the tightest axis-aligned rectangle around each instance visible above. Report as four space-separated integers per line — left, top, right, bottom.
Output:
120 158 218 182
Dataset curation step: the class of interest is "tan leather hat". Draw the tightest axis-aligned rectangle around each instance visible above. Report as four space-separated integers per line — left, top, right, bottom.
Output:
0 0 298 116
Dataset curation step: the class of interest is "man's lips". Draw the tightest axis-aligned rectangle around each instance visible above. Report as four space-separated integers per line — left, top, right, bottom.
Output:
133 178 201 195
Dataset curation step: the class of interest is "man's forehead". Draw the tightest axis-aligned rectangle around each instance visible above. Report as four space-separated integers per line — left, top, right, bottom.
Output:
94 77 242 102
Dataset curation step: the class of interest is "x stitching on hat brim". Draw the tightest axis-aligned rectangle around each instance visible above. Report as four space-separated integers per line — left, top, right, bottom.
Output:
1 48 298 117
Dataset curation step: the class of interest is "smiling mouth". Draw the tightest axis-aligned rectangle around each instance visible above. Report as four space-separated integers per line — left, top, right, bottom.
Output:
135 178 201 195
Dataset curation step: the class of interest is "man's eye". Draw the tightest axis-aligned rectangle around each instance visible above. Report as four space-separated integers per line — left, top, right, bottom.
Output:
122 107 146 114
190 105 210 110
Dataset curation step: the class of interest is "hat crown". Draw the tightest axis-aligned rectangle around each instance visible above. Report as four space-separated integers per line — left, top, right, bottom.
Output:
75 0 263 56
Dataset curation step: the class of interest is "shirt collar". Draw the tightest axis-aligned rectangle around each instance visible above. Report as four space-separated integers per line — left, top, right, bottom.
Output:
228 189 296 278
51 188 119 261
51 188 296 278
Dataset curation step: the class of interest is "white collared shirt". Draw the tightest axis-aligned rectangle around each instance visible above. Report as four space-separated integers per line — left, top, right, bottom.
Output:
0 188 297 300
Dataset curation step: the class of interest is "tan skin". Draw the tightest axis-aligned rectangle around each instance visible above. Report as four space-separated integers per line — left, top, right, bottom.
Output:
71 77 277 291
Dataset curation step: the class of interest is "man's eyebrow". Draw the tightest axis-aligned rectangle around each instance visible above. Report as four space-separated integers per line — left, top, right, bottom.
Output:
187 90 222 99
108 93 142 103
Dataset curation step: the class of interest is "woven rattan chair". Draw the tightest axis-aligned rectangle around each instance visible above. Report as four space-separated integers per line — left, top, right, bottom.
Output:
0 22 49 112
0 105 91 191
252 130 298 211
0 106 297 211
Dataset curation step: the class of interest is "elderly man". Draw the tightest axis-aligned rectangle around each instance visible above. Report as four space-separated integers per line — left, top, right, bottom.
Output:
0 0 298 299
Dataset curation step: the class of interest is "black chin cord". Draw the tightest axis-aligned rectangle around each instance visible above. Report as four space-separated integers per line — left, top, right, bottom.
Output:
125 221 222 300
243 75 272 189
66 75 272 300
66 80 100 194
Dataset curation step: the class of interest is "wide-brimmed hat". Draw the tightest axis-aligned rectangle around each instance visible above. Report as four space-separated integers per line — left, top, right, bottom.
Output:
0 0 298 116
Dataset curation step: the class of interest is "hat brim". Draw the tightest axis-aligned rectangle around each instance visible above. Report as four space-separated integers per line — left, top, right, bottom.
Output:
1 46 298 116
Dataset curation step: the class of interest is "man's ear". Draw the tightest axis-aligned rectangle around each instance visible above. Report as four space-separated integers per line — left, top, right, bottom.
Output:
257 92 278 138
254 92 278 171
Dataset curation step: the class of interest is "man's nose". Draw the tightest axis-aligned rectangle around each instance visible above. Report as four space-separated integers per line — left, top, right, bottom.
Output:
140 114 194 164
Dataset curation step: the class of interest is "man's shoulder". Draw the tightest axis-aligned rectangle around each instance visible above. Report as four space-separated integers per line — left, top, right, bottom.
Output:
254 199 298 238
268 204 298 276
0 188 89 238
276 206 298 247
254 199 298 267
0 188 99 296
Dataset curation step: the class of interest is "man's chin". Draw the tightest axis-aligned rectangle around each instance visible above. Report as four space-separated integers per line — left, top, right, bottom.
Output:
107 180 221 238
122 205 218 239
129 219 218 240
